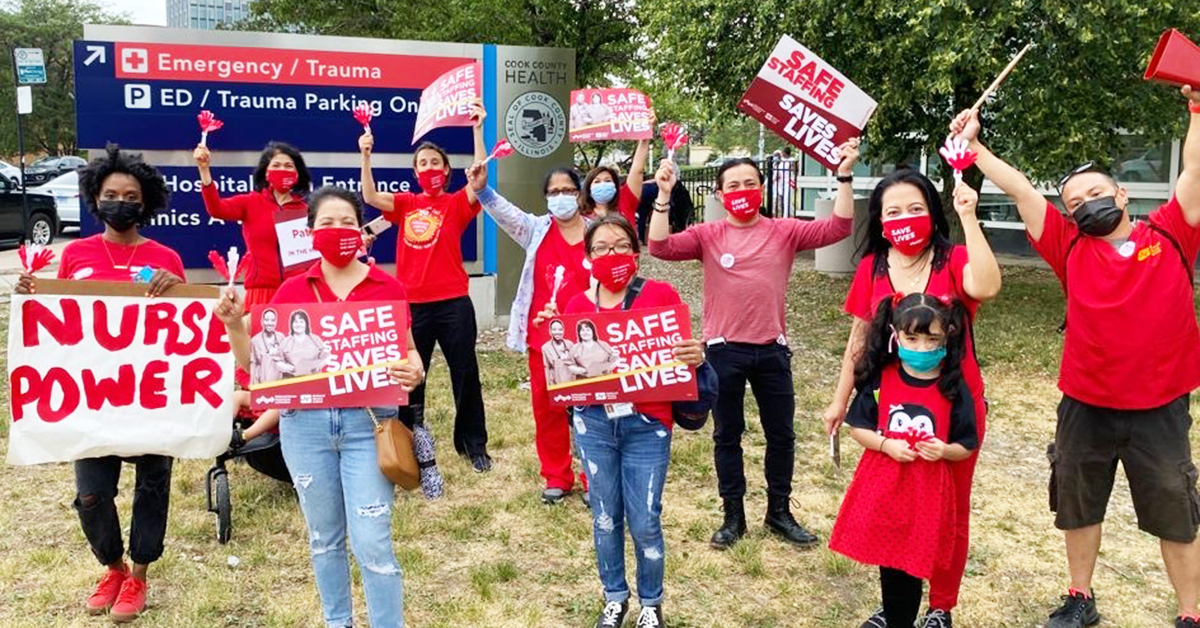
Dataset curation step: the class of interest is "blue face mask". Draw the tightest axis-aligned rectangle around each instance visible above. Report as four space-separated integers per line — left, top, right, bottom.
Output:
590 181 617 204
897 345 946 373
546 194 578 220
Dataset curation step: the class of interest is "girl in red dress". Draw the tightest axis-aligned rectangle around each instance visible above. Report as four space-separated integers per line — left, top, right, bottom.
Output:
829 293 979 628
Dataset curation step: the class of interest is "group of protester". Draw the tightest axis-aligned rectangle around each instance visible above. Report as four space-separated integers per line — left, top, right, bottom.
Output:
14 85 1200 628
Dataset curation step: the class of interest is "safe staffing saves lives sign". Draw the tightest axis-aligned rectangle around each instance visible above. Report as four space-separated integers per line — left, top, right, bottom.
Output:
738 35 877 170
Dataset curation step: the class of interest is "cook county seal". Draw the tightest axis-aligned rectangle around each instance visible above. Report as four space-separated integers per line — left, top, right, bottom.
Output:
505 91 566 159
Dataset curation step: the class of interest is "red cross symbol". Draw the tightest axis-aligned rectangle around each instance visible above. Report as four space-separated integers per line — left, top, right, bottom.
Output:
122 48 147 73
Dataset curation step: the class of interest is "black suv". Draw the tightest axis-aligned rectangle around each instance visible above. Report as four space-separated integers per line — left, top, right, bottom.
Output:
0 176 58 245
23 155 87 186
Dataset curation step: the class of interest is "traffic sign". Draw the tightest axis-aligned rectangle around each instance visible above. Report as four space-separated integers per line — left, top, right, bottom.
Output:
15 48 46 84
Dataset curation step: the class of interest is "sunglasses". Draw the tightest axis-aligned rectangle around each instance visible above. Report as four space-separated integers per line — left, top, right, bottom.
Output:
1057 161 1109 191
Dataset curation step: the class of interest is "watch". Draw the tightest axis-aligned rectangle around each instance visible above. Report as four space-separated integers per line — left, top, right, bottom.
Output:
836 175 853 183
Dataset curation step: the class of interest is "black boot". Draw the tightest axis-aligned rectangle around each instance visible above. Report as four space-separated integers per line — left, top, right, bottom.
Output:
764 494 819 547
709 497 747 550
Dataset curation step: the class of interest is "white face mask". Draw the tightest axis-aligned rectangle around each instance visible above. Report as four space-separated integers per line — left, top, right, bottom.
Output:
547 195 578 220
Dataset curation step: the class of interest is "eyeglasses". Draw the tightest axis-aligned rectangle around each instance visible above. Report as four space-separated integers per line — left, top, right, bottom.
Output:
589 242 633 256
546 189 579 198
1057 161 1102 190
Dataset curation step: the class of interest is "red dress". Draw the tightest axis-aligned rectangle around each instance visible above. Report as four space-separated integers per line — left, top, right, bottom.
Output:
829 365 967 580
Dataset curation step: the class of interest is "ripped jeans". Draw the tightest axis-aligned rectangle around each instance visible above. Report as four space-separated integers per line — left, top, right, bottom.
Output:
280 407 403 628
572 406 672 606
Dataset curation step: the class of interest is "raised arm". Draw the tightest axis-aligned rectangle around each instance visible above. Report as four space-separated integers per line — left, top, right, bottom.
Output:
951 109 1049 241
466 99 488 205
833 138 861 220
467 162 538 249
359 132 395 213
951 182 1002 301
194 146 249 221
1177 86 1200 226
626 137 651 199
647 159 703 260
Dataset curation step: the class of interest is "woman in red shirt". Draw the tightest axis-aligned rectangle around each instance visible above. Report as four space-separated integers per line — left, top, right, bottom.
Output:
193 141 314 307
17 145 185 623
537 214 704 628
580 136 650 224
824 149 1001 627
217 186 423 628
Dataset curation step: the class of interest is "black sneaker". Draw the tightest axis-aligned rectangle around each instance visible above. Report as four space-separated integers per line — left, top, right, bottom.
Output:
541 487 567 505
858 608 886 628
470 453 492 473
635 605 665 628
595 600 628 628
1047 590 1099 628
920 609 952 628
1177 616 1200 628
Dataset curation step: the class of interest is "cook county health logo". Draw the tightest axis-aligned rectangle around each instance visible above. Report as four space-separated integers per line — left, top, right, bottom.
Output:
505 91 565 159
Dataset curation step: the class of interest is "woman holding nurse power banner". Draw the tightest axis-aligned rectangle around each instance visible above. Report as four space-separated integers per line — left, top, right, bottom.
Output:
360 99 493 473
217 186 424 628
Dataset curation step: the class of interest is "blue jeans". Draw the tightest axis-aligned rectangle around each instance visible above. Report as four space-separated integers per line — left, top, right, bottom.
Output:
572 406 672 606
280 407 404 628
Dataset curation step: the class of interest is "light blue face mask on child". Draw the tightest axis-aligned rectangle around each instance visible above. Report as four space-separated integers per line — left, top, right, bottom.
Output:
590 181 617 204
897 346 947 373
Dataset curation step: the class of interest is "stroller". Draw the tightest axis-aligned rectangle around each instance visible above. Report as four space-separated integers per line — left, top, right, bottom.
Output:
205 372 292 544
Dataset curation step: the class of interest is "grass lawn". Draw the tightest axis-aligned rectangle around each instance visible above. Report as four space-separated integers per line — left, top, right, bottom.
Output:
0 257 1195 627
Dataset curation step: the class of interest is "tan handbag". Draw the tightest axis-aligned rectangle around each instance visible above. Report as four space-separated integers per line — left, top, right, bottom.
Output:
367 408 420 490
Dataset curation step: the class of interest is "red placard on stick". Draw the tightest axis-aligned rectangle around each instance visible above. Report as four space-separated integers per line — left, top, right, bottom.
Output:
248 301 408 409
544 304 697 406
569 88 654 142
738 35 877 170
412 61 481 143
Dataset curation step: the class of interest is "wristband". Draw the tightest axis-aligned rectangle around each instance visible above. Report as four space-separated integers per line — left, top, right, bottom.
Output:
879 437 888 452
653 200 670 213
836 175 853 183
1190 100 1200 114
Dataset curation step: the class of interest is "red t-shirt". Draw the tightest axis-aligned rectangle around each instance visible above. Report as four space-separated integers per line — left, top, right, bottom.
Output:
563 278 683 428
201 184 312 290
616 184 638 225
271 262 409 306
57 234 186 282
843 246 985 416
1028 196 1200 409
528 223 591 348
388 188 480 303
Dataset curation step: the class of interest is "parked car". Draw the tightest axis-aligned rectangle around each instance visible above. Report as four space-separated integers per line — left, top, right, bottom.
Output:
23 155 86 186
30 170 79 231
0 175 58 245
0 159 21 186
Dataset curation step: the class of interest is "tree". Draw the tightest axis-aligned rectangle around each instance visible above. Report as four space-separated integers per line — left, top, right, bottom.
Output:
640 0 1200 207
0 0 126 157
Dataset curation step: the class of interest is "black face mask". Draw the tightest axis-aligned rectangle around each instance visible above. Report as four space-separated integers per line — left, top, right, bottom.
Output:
1073 196 1124 237
96 200 143 232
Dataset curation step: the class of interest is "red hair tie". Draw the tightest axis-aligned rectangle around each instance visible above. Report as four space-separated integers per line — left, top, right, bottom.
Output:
891 292 904 306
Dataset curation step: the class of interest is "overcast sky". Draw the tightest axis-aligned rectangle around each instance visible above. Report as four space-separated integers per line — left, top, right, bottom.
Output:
98 0 167 26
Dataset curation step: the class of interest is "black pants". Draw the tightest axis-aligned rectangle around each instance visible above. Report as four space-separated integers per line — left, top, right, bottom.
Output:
709 341 795 499
401 296 489 456
74 455 173 566
880 567 923 626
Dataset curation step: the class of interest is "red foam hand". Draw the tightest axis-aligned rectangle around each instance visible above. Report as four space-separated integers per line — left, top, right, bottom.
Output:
233 251 251 282
208 249 230 281
197 110 224 133
488 138 515 161
353 102 373 128
660 122 690 151
901 427 933 450
18 244 54 274
938 137 978 174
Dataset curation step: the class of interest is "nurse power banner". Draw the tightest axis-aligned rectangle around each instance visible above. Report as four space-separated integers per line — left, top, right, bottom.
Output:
248 301 408 409
738 35 877 170
6 282 234 465
544 304 697 406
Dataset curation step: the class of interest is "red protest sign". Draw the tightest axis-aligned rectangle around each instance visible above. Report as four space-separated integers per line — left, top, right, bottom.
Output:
738 35 877 170
544 304 697 406
412 61 481 143
248 301 408 409
569 88 654 142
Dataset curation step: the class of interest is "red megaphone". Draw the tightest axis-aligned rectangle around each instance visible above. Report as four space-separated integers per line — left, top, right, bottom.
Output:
1144 28 1200 87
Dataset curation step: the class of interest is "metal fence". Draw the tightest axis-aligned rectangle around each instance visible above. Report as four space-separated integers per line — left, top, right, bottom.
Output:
678 155 809 223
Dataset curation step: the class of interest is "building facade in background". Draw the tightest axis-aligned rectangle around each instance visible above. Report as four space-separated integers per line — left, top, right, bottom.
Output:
165 0 254 29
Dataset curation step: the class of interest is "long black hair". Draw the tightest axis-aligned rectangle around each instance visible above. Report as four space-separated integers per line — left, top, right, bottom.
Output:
80 143 170 228
252 141 311 192
857 168 953 278
854 292 968 402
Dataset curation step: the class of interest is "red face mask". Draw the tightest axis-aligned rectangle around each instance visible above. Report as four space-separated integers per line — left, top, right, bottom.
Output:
266 168 298 193
417 169 447 194
591 252 638 293
882 214 933 256
722 188 762 221
313 227 363 268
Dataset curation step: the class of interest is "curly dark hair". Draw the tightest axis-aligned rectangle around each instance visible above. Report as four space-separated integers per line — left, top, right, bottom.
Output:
854 292 969 402
252 141 311 193
857 168 954 278
79 143 170 228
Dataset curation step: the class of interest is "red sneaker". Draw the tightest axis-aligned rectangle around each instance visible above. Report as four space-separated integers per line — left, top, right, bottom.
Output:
109 576 146 623
85 566 128 615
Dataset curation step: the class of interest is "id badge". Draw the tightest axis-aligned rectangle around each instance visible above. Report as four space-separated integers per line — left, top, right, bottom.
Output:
604 403 635 419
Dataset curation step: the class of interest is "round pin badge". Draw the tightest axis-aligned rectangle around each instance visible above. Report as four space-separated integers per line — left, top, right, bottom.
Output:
720 253 735 268
1118 241 1136 258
